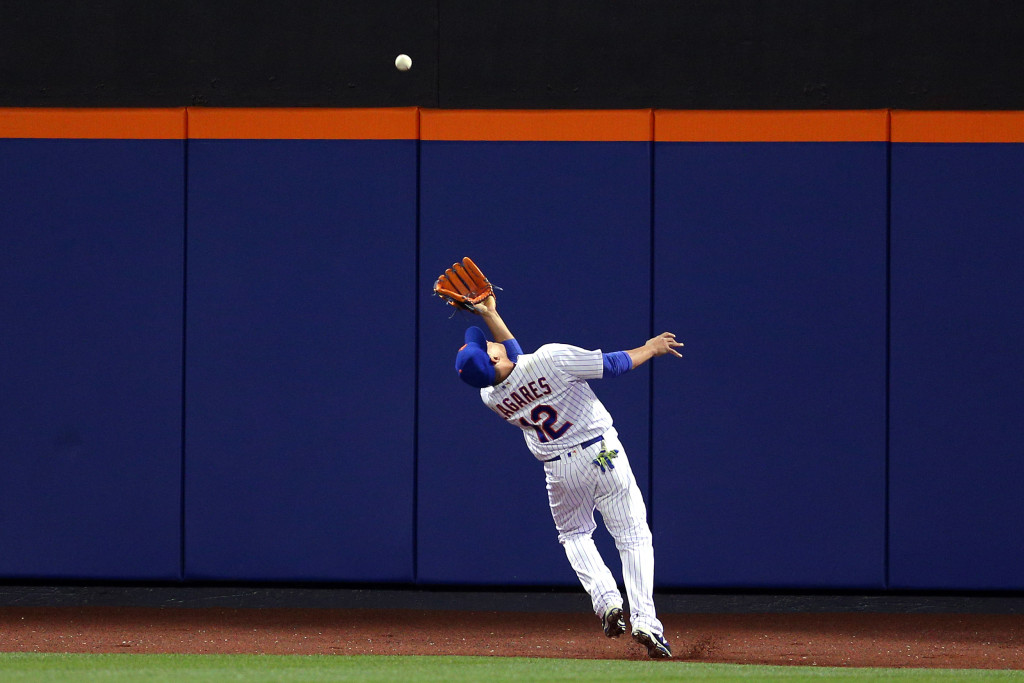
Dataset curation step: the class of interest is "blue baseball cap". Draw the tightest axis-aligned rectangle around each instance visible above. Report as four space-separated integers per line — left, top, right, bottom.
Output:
455 326 496 388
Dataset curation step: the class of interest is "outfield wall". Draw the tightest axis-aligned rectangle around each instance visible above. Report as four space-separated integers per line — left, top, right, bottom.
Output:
1 108 1022 591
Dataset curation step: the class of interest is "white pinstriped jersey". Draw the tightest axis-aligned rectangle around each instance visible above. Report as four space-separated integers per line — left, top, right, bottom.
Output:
480 343 615 461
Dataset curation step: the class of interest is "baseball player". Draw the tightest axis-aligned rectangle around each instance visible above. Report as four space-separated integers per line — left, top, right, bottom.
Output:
454 294 682 658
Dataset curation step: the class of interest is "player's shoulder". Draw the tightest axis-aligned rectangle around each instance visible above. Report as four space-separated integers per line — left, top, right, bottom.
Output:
536 343 600 367
537 342 596 355
534 343 569 356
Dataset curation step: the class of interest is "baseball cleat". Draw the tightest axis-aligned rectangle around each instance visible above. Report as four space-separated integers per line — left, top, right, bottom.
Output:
632 627 672 658
601 606 626 638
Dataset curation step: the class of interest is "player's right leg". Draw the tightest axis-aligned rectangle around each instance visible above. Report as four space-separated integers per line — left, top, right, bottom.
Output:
593 439 666 643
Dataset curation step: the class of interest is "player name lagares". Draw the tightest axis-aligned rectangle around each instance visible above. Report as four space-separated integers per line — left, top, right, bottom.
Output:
493 377 552 419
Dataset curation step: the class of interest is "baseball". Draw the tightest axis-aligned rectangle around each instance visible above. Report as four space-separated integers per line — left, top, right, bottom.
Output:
395 54 412 71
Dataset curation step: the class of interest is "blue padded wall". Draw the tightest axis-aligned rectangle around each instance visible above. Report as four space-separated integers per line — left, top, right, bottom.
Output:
8 107 1024 591
185 139 417 582
889 142 1024 589
652 141 888 588
0 138 185 579
418 139 652 585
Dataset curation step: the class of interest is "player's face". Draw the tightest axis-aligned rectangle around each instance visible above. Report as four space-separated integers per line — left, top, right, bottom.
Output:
487 341 515 383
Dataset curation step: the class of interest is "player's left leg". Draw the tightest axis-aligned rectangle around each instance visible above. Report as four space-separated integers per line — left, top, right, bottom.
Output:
544 457 622 619
592 434 664 638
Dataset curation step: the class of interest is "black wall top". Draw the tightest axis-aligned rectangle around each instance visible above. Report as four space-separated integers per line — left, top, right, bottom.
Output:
2 0 1023 109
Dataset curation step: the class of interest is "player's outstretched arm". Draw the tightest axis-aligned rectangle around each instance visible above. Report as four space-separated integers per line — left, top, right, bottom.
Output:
626 332 684 370
470 295 515 343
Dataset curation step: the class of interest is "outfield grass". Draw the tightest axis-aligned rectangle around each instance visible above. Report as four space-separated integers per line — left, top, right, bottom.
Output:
0 653 1022 682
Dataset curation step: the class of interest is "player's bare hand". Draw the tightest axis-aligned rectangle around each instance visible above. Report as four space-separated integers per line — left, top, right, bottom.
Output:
646 332 683 358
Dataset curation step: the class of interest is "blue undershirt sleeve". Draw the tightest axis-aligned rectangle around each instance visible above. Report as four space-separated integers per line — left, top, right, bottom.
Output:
602 351 633 378
502 339 524 363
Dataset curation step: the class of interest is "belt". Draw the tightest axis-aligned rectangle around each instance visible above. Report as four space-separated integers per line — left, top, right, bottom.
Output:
542 434 604 463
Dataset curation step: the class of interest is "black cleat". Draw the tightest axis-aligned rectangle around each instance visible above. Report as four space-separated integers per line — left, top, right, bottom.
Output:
601 606 626 638
632 627 672 658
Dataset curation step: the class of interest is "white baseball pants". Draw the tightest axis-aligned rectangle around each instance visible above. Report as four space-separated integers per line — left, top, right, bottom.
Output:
542 431 664 635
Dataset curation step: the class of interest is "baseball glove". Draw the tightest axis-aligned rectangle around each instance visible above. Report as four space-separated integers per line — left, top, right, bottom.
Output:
433 257 494 312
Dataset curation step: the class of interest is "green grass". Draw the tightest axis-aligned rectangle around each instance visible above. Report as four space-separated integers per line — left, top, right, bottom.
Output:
0 653 1021 682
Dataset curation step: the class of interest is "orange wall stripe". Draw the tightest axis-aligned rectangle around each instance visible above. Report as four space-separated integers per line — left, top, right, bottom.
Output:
187 107 419 139
892 111 1024 143
0 108 186 139
656 110 889 142
421 109 652 141
7 108 1021 143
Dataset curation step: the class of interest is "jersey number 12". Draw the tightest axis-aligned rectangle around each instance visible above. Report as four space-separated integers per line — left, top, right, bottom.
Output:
519 404 573 443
